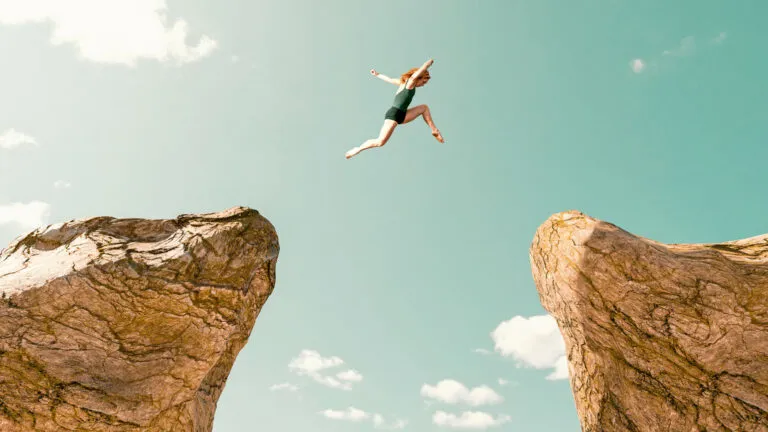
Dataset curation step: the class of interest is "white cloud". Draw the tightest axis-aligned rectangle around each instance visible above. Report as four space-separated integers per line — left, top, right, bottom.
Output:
231 55 240 63
320 407 407 429
490 314 568 380
630 59 645 74
496 378 516 387
421 380 503 406
473 348 491 355
269 382 298 392
0 201 51 230
53 180 71 189
0 0 217 66
433 411 511 429
320 407 370 422
288 349 362 390
312 374 353 390
289 349 343 374
0 128 37 149
337 369 363 382
546 356 569 381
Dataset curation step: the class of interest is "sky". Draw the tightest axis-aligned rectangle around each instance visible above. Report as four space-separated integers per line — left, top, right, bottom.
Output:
0 0 767 430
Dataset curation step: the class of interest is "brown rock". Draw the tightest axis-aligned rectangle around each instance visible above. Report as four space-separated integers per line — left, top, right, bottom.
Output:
530 211 768 432
0 206 279 432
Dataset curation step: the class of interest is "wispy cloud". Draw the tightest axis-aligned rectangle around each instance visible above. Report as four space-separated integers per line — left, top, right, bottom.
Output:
336 369 363 382
0 201 51 230
630 31 726 74
433 411 511 429
378 417 408 430
421 380 503 406
0 0 217 66
496 378 517 387
0 128 37 150
662 35 696 57
473 348 492 355
319 407 407 429
320 407 370 422
269 382 299 392
490 314 569 381
288 349 363 390
53 180 72 189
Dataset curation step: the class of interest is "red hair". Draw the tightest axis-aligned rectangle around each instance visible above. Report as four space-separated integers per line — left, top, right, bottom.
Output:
400 67 431 84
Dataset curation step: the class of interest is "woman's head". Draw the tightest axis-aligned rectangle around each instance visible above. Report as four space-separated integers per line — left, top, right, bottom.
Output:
400 67 431 86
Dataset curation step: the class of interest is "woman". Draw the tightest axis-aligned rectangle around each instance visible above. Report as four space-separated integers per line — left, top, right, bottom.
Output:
345 58 444 159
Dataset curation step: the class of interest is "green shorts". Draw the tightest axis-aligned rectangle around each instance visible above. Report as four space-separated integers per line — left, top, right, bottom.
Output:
385 106 406 124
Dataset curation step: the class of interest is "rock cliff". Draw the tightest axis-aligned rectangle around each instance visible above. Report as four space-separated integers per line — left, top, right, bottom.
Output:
530 211 768 432
0 206 279 432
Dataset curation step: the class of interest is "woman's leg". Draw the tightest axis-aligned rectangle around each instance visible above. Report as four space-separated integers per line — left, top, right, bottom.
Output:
402 104 444 143
345 120 397 159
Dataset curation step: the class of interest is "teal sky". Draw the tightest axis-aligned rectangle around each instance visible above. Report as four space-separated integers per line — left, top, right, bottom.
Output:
1 1 767 430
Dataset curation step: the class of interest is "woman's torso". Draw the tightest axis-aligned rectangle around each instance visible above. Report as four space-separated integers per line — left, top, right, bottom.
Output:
392 83 415 111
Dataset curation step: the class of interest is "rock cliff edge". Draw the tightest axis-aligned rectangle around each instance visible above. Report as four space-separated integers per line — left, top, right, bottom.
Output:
530 211 768 432
0 206 279 432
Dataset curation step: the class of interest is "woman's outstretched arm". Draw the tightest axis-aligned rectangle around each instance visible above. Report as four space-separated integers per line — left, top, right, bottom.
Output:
370 69 400 85
409 58 434 83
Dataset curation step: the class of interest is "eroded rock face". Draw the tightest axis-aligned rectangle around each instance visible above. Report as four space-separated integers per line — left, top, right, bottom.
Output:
530 211 768 432
0 206 279 432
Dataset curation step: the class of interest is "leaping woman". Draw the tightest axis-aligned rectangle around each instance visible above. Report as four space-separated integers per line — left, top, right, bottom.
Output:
345 58 444 159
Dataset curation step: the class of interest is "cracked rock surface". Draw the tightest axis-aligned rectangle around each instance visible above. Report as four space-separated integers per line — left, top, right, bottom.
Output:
530 211 768 432
0 206 279 432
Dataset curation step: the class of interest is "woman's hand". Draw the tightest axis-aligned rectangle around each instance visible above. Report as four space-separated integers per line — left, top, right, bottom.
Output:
370 69 379 76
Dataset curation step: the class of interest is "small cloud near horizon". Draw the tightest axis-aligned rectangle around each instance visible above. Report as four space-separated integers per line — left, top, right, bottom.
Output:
432 411 511 429
288 349 363 390
319 407 407 429
421 379 503 406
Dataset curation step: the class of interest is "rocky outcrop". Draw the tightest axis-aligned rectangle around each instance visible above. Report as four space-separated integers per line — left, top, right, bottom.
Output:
530 211 768 432
0 207 279 432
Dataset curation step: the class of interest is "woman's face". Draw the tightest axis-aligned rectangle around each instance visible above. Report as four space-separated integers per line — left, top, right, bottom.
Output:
417 75 431 87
